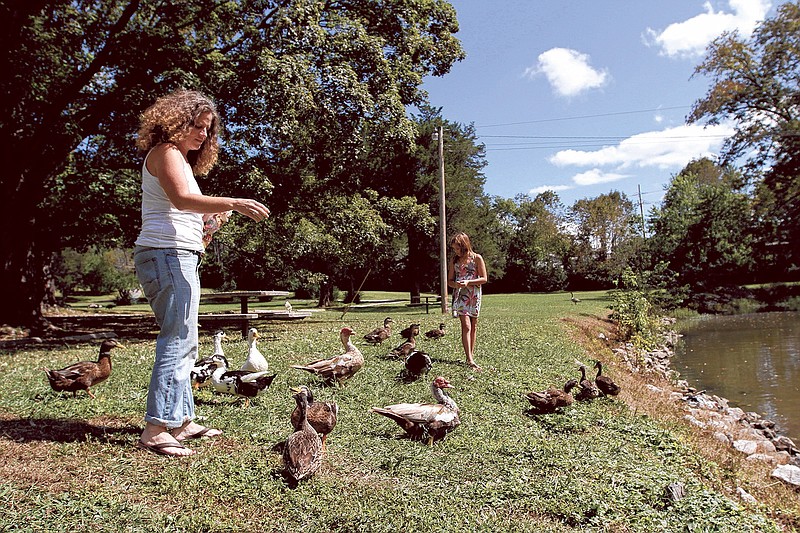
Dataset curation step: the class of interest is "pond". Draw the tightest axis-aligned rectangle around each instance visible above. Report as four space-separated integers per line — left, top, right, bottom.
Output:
673 311 800 445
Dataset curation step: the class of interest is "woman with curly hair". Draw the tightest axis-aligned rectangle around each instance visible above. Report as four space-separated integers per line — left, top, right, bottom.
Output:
447 232 487 371
133 90 270 457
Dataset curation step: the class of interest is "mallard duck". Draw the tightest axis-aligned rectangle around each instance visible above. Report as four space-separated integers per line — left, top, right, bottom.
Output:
283 389 323 483
575 364 600 401
364 317 393 346
524 378 578 414
290 385 338 447
191 330 226 389
239 327 268 372
570 292 581 304
387 332 417 359
400 349 432 382
594 361 621 396
398 323 421 339
43 338 124 398
424 323 447 339
291 327 364 384
371 376 460 444
209 354 277 407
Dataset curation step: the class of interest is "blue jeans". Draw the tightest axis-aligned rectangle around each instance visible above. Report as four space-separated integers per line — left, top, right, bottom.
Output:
134 246 201 429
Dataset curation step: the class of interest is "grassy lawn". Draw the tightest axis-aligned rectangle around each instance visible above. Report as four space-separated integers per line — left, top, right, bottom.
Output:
1 292 796 532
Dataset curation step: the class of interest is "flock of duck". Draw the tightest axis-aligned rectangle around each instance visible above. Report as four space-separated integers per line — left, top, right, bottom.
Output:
41 315 619 484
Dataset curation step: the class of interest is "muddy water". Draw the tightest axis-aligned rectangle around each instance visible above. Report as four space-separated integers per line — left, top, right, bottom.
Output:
673 312 800 445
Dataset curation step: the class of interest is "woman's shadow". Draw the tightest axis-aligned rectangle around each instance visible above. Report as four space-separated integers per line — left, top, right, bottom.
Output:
0 417 140 445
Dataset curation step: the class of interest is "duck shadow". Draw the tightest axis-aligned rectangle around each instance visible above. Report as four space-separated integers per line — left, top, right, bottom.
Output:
0 417 140 445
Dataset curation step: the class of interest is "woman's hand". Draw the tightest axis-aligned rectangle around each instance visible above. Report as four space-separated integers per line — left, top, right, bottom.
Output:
234 200 270 222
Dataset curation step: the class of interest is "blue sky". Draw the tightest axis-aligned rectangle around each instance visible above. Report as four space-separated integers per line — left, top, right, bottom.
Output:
421 0 783 210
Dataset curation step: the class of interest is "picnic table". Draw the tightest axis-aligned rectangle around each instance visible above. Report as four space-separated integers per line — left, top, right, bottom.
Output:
199 290 291 335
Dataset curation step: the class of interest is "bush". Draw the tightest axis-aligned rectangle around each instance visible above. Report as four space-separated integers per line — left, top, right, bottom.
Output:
609 267 663 349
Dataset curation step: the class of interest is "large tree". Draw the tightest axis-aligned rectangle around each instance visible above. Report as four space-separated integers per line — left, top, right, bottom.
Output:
648 158 753 291
689 1 800 278
567 191 640 289
493 191 569 293
0 0 464 331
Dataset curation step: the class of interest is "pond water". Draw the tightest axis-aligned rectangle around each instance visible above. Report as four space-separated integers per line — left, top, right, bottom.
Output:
673 311 800 445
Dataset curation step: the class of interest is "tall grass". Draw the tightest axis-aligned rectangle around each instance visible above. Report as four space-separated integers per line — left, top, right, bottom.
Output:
0 292 794 532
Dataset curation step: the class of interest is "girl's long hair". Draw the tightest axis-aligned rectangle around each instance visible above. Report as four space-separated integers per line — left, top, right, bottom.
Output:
135 90 221 175
450 232 474 264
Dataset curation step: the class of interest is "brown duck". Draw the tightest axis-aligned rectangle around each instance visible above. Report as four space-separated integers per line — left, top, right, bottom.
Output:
290 385 338 447
424 323 447 339
43 338 124 398
594 361 621 396
524 378 578 414
364 317 393 346
292 327 364 384
283 389 323 483
575 364 600 401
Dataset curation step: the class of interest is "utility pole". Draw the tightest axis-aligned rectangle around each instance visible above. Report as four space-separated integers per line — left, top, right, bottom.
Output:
437 125 448 314
637 184 646 239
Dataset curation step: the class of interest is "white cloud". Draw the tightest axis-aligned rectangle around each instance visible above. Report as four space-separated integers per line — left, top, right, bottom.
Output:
571 169 630 186
548 123 735 169
644 0 771 58
529 184 573 195
524 48 609 97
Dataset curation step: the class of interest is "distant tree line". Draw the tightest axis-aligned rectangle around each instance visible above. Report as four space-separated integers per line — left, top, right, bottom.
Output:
1 1 798 331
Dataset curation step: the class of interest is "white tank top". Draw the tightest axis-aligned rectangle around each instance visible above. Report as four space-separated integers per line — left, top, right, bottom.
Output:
134 149 204 251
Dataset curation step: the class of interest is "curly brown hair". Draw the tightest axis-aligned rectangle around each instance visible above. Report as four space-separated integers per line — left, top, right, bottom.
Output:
135 90 221 175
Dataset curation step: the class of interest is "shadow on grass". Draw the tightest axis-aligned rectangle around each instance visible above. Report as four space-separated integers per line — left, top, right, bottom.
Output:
0 417 140 445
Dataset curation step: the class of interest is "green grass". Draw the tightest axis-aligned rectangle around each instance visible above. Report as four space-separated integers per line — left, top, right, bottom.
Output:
0 291 791 532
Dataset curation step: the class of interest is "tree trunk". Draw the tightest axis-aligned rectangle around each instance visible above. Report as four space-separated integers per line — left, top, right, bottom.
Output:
317 280 334 308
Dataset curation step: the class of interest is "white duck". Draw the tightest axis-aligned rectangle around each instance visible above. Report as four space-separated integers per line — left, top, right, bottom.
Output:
291 327 363 384
239 327 268 373
371 376 460 444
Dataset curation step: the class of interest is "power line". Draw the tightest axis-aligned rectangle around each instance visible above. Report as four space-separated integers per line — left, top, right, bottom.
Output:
477 105 689 128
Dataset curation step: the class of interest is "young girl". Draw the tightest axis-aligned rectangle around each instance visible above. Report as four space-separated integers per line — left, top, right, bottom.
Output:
447 232 488 371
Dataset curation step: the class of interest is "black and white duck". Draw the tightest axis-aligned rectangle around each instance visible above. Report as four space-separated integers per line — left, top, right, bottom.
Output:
191 330 226 389
399 349 432 382
208 354 277 407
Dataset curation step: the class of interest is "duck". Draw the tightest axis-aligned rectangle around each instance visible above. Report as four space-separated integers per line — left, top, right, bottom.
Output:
291 327 364 384
575 364 600 401
239 327 268 373
208 354 277 407
424 323 447 339
371 376 460 444
398 323 421 339
284 300 293 314
570 292 581 305
400 349 432 382
387 331 417 359
191 330 226 389
43 338 124 398
524 378 578 414
364 317 393 346
290 385 338 447
594 361 621 396
283 389 323 483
